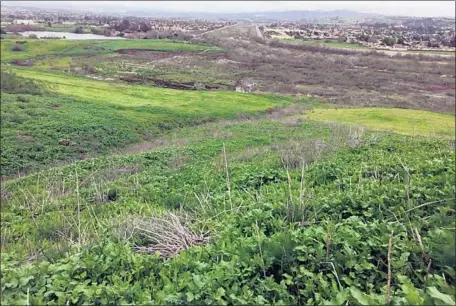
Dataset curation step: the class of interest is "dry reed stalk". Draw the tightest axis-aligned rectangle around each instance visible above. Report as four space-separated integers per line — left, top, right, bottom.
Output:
222 143 233 210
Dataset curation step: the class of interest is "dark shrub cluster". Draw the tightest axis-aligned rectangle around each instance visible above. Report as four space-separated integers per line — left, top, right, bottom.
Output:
0 68 46 95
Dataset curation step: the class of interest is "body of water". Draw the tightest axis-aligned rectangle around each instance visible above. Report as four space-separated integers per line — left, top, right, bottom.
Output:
18 31 125 40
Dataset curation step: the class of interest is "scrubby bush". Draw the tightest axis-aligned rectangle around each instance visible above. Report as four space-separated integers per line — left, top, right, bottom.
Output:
11 44 23 52
74 26 84 34
0 68 46 95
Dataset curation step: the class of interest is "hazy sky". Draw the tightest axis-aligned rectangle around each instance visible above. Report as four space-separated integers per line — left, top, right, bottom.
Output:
3 1 456 18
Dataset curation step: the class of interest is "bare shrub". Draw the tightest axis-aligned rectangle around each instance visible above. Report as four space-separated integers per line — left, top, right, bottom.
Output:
11 59 33 66
6 24 45 32
133 212 209 258
267 39 450 63
1 68 46 95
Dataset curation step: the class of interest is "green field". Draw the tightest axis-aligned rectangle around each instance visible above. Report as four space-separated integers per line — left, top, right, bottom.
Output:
1 68 292 177
1 36 455 305
1 39 221 61
306 107 456 139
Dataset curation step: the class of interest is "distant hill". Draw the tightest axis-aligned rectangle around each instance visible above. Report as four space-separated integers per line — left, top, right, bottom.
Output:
123 9 381 22
221 10 381 21
0 3 382 22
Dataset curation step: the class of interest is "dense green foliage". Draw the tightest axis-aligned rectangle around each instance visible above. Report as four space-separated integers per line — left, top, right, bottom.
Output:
1 37 454 305
1 116 455 304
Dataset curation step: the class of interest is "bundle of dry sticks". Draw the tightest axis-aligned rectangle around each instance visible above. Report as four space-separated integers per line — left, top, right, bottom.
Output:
133 212 210 258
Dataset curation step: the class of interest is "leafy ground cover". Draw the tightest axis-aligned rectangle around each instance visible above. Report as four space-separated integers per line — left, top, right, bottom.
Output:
1 116 455 305
1 69 294 177
0 39 221 61
1 32 455 305
306 107 456 139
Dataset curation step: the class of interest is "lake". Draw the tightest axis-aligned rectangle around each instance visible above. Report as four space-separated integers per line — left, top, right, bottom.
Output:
18 31 125 40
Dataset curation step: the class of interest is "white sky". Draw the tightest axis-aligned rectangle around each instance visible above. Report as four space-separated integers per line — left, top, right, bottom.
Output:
3 1 456 18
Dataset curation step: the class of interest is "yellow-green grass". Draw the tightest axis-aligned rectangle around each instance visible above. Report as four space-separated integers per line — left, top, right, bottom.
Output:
2 68 296 177
306 108 455 139
1 39 221 61
13 69 284 116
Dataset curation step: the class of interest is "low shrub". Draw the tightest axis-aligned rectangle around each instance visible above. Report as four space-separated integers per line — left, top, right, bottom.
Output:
0 68 46 95
11 44 23 52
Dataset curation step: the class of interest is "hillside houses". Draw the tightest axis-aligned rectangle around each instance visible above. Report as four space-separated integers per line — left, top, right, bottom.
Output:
264 19 455 51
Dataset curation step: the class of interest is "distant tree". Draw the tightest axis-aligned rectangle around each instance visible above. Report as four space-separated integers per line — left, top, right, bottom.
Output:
397 37 405 45
367 35 379 43
337 36 347 42
74 26 84 34
47 22 52 27
0 28 6 34
139 21 151 32
115 19 130 32
382 37 396 47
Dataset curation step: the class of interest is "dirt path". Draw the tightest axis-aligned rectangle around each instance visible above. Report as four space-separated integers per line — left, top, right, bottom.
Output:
255 25 264 39
195 22 243 37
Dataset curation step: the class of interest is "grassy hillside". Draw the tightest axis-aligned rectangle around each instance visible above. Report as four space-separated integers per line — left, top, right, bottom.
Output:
1 39 221 61
1 117 455 305
1 36 455 305
306 108 456 139
1 69 293 177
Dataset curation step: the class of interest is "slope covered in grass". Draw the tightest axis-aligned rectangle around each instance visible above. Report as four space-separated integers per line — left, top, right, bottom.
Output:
1 39 221 61
1 69 293 177
1 117 455 305
306 107 456 139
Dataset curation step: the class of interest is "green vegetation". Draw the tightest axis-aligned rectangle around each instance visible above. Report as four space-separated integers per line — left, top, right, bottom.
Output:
279 38 368 49
0 68 47 95
1 36 455 305
1 68 293 177
306 108 456 139
1 39 221 61
1 117 455 304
